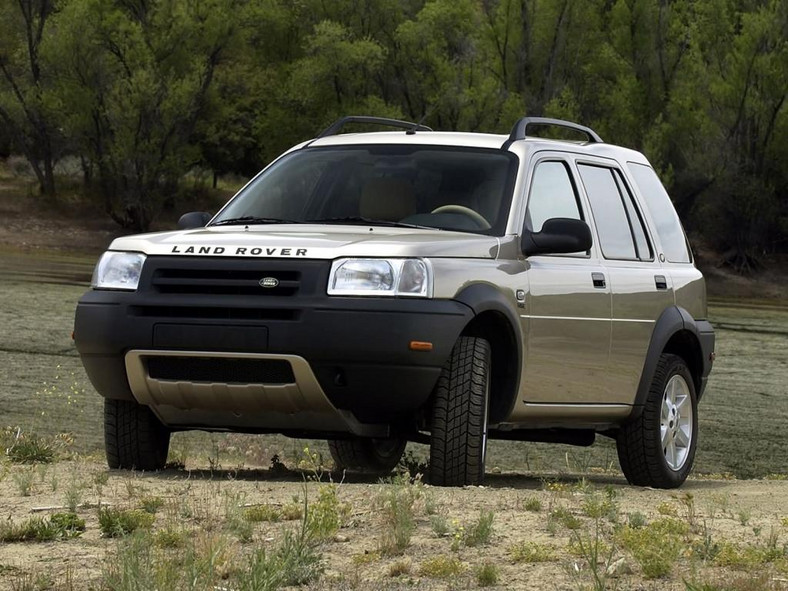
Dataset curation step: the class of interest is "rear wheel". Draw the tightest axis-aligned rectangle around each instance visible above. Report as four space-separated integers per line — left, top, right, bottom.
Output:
328 438 406 475
104 399 170 471
617 353 698 488
429 336 490 487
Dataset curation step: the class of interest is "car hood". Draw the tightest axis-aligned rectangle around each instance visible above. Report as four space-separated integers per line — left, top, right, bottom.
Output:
108 224 500 259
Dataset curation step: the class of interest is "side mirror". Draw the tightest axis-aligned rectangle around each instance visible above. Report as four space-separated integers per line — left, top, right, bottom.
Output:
177 211 212 230
522 217 592 256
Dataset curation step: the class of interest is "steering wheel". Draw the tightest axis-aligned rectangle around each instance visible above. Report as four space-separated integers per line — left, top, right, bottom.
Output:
430 205 491 230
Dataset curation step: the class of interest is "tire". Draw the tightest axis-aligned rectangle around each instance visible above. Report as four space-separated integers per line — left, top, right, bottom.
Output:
328 438 406 475
104 399 171 471
617 353 698 488
429 336 491 487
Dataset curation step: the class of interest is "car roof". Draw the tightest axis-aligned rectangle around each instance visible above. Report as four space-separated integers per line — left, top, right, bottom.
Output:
305 131 650 165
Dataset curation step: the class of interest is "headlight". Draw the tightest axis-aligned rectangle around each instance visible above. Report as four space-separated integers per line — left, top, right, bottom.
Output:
328 258 432 297
91 252 146 291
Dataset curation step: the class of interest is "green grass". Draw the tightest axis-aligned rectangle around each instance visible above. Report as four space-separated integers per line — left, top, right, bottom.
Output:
1 262 788 478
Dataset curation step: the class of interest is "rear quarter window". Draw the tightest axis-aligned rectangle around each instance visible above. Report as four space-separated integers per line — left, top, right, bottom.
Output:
627 163 692 263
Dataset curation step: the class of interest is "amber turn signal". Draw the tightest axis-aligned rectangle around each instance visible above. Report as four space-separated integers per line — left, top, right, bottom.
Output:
409 341 433 352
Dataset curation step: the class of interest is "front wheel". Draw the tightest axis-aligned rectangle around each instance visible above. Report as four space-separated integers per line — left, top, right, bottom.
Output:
617 353 698 488
104 399 170 471
429 336 490 487
328 438 406 475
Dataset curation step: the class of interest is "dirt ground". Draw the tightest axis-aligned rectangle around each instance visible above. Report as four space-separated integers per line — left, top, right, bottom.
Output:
0 459 787 590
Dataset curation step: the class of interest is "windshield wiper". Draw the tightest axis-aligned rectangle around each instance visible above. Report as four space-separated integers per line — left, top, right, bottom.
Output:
307 216 435 230
211 216 301 226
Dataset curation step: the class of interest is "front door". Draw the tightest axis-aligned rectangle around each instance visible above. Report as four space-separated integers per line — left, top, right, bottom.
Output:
520 157 612 404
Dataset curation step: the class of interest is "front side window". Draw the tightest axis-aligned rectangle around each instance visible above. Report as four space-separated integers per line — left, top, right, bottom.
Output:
212 146 518 235
525 161 583 232
627 163 692 263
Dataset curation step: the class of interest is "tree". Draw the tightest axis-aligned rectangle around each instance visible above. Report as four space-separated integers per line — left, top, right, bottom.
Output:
0 0 60 195
50 0 239 230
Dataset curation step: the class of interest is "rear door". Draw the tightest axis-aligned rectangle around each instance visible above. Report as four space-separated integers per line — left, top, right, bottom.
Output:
521 156 612 404
576 161 673 404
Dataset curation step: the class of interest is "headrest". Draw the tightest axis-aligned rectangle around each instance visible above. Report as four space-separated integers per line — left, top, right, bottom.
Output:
360 177 416 221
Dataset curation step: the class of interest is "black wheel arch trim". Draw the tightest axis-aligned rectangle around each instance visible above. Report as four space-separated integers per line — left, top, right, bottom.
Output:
453 283 523 424
628 305 715 422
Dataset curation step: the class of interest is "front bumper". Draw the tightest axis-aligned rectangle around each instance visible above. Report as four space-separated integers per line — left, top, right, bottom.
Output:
74 256 473 431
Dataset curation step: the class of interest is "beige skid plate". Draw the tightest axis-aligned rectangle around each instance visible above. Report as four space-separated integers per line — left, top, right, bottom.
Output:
124 350 385 436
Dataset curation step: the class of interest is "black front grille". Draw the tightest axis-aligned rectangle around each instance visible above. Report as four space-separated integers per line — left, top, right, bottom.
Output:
151 268 300 296
131 257 331 322
146 357 295 384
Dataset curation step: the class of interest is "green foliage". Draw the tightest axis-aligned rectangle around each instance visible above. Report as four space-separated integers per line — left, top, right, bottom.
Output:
461 510 495 547
475 562 499 587
617 518 688 579
305 483 348 541
1 0 786 251
0 513 84 542
509 541 557 563
375 476 420 554
98 507 155 538
418 555 465 579
5 434 55 464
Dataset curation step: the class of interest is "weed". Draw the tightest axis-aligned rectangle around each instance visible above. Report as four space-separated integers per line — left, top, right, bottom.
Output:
509 541 557 563
691 520 721 561
98 507 154 537
224 493 254 543
617 518 687 578
244 504 283 523
63 478 83 513
139 496 164 514
388 559 412 577
678 492 697 531
398 450 429 479
12 467 35 496
430 513 450 537
351 551 381 565
49 513 86 537
523 496 542 512
375 476 420 554
628 512 647 528
0 513 84 542
462 510 495 547
241 512 324 590
307 483 348 541
476 562 499 587
657 501 678 517
5 432 55 464
154 527 187 549
582 492 618 522
567 517 616 591
418 555 465 578
424 488 439 515
550 507 583 530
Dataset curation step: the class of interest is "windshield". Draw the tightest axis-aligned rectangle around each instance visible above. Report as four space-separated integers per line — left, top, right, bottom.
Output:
212 145 518 235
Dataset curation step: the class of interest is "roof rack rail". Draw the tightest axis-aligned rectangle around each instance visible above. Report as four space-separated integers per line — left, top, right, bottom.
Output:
502 117 603 149
316 116 433 139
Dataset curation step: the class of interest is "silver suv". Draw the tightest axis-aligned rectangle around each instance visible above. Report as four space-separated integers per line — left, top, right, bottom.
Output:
74 116 715 488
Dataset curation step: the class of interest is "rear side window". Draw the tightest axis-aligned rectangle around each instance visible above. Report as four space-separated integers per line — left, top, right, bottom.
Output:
578 164 640 260
627 163 691 263
526 161 582 232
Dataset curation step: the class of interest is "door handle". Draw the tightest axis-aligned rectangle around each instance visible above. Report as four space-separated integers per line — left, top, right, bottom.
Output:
655 275 668 290
592 273 606 288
